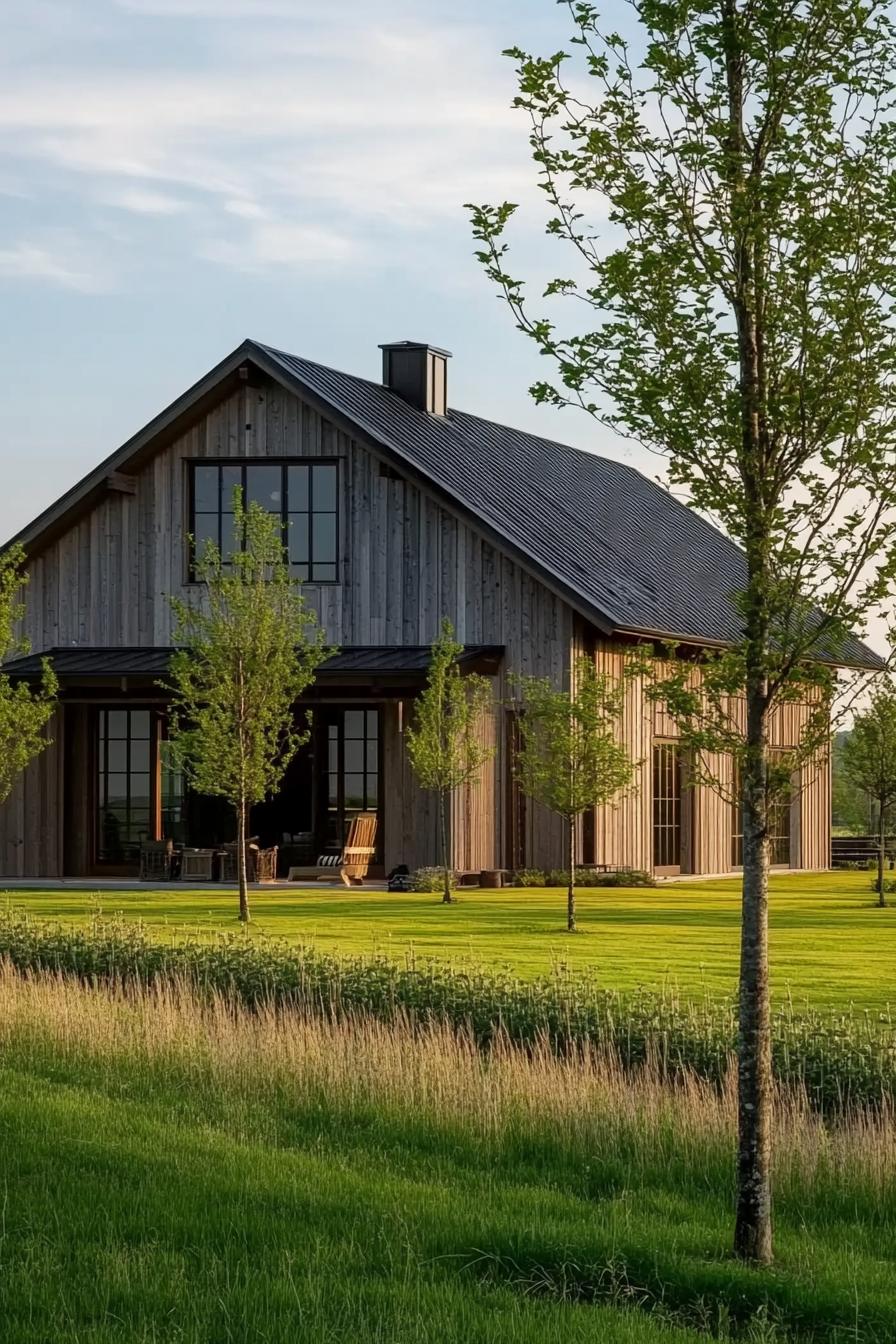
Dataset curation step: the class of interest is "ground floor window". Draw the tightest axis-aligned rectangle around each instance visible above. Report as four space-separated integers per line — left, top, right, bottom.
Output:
88 701 384 871
504 710 527 871
652 741 683 873
97 707 155 864
731 754 792 868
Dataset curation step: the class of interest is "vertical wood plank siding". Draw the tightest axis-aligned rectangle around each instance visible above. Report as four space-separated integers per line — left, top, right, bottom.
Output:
2 383 831 878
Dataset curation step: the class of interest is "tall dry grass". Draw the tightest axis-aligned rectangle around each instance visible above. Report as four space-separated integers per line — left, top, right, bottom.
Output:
1 958 892 1203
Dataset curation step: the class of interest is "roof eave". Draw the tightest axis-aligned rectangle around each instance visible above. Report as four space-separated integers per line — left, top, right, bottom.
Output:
2 340 260 557
616 623 885 672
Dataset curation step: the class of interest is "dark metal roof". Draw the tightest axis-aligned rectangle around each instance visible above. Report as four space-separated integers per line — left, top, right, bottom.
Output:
3 645 504 681
254 344 883 670
4 335 883 670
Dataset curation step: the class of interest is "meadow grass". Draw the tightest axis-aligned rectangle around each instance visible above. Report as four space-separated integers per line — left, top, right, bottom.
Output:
1 963 895 1343
1 911 892 1111
4 869 894 1008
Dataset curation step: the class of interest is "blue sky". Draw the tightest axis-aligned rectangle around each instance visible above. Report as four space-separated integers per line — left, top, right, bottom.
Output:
0 0 657 544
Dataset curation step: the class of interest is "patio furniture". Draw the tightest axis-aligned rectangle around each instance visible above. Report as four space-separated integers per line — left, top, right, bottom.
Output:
179 847 216 881
139 839 173 882
254 845 278 883
287 812 378 886
219 842 280 884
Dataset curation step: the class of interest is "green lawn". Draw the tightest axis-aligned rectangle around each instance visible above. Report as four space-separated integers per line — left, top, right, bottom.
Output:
4 870 893 1009
2 965 893 1343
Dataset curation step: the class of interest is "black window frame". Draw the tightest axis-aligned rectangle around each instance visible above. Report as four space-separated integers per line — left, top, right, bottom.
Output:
96 706 157 865
652 740 683 873
188 458 339 583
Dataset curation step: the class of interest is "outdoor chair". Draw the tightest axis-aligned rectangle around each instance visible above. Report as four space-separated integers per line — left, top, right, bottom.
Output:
179 848 216 882
287 812 378 886
219 842 280 884
254 845 278 883
139 839 173 882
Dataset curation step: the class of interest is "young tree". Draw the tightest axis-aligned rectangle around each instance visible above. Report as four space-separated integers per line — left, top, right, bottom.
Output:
406 619 495 904
832 731 874 835
0 544 57 804
841 687 896 908
468 3 896 1261
167 494 328 922
513 657 635 931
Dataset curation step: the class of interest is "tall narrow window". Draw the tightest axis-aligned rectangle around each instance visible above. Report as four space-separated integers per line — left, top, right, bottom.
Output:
732 765 744 868
97 708 153 864
160 739 186 845
190 460 338 581
731 754 792 868
505 709 527 871
321 708 380 854
652 742 682 873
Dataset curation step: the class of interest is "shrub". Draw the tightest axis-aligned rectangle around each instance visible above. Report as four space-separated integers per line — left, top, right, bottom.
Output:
509 868 547 887
595 867 656 888
410 867 458 893
0 910 892 1114
545 867 656 888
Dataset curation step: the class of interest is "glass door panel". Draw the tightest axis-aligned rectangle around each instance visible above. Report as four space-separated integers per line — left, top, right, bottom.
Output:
97 707 154 864
319 708 380 856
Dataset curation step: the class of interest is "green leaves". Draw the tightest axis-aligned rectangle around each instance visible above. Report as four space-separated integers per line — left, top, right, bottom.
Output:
165 493 329 816
0 544 57 806
513 657 636 822
841 682 896 813
406 618 494 796
468 1 896 693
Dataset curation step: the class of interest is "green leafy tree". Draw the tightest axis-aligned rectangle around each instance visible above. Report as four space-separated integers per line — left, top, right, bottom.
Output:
514 658 635 932
0 544 57 804
166 494 328 922
832 731 873 835
406 619 495 904
467 2 896 1262
841 687 896 907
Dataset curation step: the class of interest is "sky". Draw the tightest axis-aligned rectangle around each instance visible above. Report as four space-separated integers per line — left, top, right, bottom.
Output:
0 0 657 547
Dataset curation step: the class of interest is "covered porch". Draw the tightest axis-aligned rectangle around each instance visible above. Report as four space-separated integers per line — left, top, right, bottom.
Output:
10 645 503 881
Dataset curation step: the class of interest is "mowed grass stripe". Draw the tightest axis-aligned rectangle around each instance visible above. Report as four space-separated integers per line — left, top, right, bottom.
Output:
4 870 894 1007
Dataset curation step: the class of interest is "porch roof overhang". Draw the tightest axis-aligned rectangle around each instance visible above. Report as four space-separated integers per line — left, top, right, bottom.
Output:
3 644 506 694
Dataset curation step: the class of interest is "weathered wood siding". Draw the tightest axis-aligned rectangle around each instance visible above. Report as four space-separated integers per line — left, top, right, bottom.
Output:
18 385 575 672
2 379 832 879
573 642 832 876
0 712 63 878
5 383 572 877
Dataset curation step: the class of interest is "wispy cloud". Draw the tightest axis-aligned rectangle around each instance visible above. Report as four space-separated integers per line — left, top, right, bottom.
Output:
0 236 109 291
200 221 359 272
0 1 536 288
106 187 190 215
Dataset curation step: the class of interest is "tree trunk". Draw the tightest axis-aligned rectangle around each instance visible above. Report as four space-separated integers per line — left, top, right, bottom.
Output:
237 798 250 923
439 788 453 904
722 0 773 1264
734 696 772 1264
567 813 577 932
878 804 887 908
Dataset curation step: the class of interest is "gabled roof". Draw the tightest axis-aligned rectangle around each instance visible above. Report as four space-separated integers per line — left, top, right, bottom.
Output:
5 337 883 669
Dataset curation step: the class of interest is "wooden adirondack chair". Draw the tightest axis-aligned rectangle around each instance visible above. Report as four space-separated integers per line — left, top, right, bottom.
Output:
287 812 378 886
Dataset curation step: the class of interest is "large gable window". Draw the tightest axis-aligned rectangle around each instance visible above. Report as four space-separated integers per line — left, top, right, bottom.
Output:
190 460 338 582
